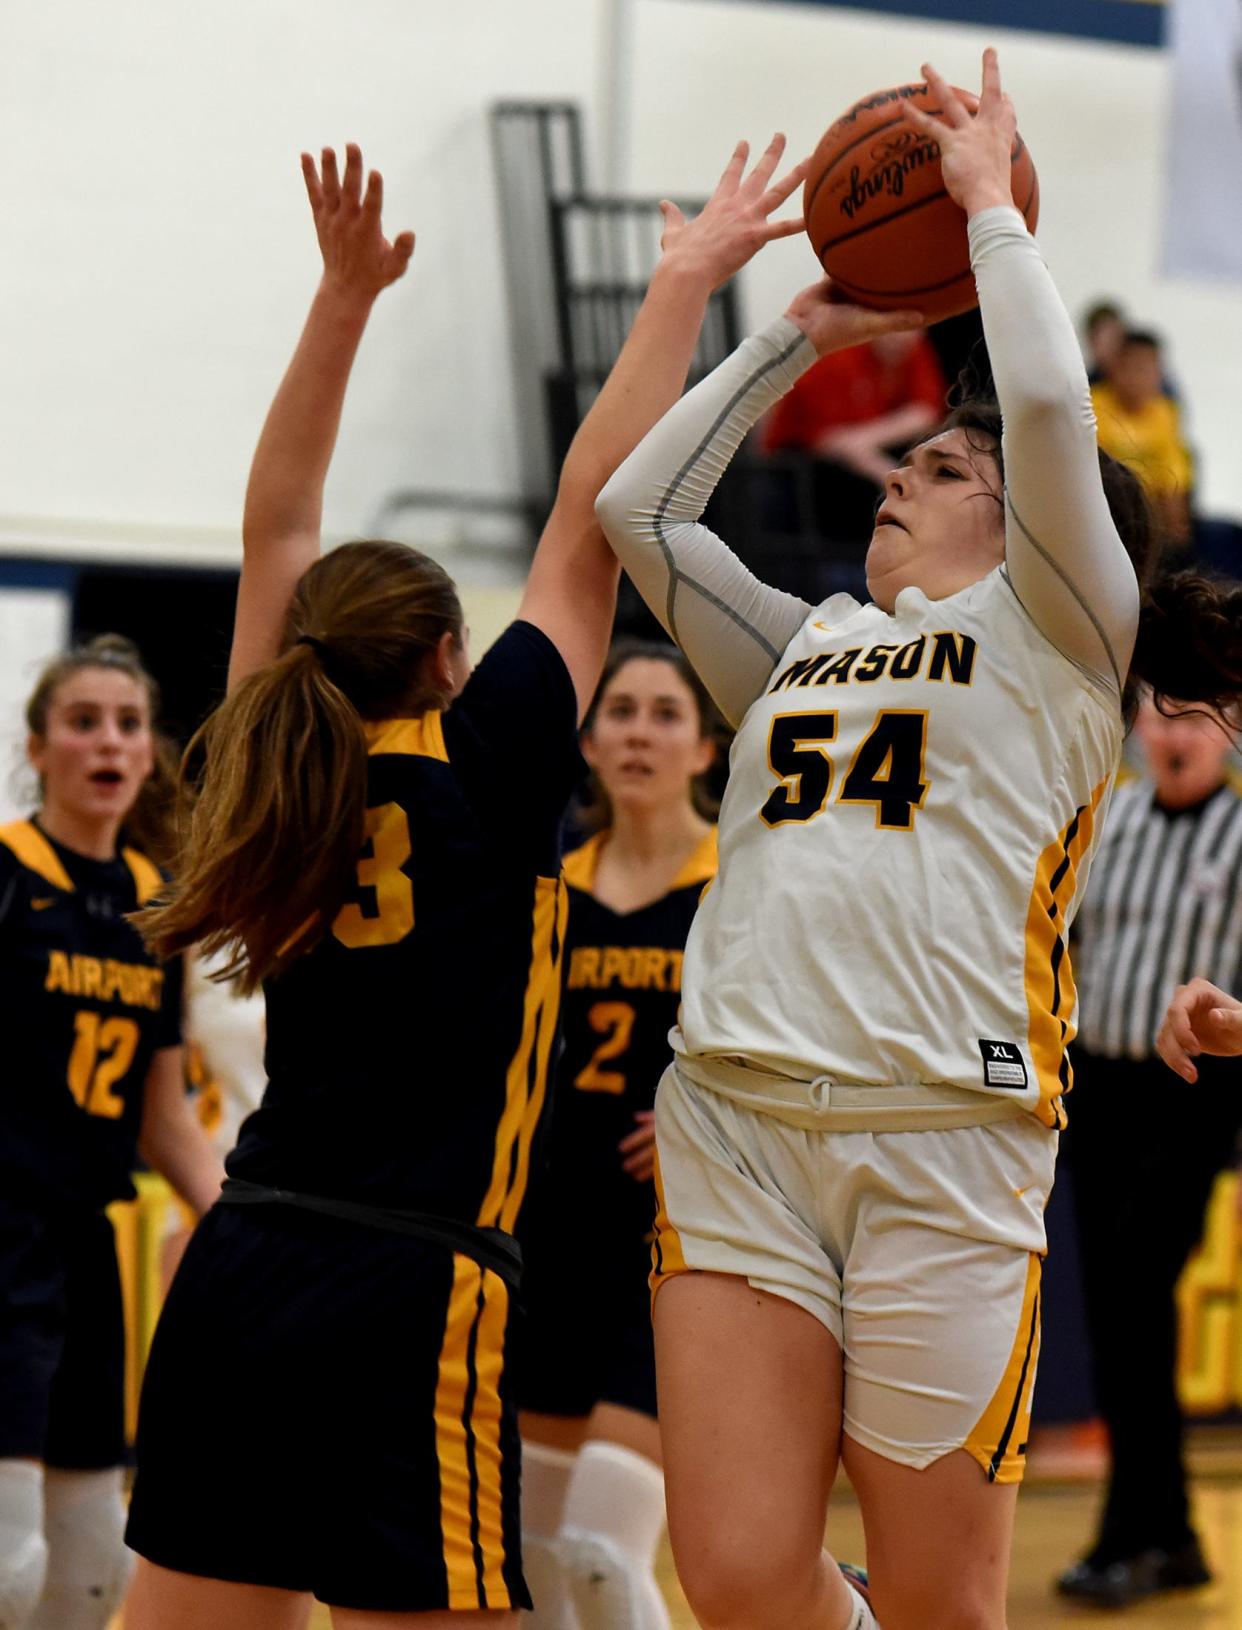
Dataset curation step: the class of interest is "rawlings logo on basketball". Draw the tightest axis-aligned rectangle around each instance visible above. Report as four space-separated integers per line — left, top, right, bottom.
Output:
836 134 940 219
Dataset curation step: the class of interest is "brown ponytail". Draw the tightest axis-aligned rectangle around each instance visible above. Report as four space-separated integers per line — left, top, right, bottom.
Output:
25 633 177 866
137 540 463 990
941 399 1242 723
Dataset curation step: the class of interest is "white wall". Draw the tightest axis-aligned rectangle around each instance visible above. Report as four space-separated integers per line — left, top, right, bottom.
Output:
1 0 1239 575
0 0 606 563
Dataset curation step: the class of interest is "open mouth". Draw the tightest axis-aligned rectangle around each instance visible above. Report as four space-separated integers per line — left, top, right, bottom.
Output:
89 770 124 787
618 761 654 777
874 507 907 533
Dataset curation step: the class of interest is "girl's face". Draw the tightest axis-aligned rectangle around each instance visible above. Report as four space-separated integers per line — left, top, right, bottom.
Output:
865 428 1006 611
28 668 155 825
583 659 714 817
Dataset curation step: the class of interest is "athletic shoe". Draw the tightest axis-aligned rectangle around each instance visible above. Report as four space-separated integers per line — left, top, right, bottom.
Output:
1055 1538 1212 1607
839 1561 871 1604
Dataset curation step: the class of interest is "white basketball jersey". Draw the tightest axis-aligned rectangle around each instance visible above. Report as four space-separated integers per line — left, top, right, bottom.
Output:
677 567 1123 1129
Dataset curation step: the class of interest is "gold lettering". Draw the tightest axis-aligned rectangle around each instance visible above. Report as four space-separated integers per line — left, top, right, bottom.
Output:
45 950 71 994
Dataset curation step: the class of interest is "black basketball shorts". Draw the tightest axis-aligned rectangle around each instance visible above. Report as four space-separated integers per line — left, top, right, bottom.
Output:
0 1203 126 1467
125 1201 530 1613
516 1183 658 1421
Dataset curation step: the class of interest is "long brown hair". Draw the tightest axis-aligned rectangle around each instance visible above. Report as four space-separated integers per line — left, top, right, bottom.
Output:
940 399 1242 724
25 633 178 866
137 540 463 991
577 639 725 835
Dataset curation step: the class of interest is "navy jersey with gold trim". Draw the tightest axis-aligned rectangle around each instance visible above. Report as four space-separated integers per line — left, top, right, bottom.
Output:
228 621 585 1229
0 820 182 1211
536 828 717 1238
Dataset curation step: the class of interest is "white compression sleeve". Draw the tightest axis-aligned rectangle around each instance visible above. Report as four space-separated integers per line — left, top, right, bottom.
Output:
28 1469 131 1630
596 320 818 729
0 1461 46 1630
558 1442 670 1630
969 207 1139 697
521 1443 581 1630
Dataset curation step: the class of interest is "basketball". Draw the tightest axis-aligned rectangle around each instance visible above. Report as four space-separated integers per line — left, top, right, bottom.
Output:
804 81 1039 324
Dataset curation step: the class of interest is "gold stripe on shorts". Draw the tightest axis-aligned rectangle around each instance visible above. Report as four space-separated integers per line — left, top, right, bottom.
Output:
433 1255 512 1609
649 1149 689 1303
964 1252 1042 1485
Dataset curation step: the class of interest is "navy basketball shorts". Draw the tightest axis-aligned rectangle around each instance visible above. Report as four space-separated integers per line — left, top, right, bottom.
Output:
125 1201 530 1613
516 1184 658 1421
0 1203 126 1468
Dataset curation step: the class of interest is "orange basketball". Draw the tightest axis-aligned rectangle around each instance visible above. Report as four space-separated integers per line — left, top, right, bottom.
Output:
804 82 1039 324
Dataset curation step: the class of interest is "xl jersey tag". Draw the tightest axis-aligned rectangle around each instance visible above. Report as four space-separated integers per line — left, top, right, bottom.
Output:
978 1039 1027 1090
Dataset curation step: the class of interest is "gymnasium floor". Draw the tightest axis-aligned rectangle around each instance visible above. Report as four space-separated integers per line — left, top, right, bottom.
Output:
299 1455 1242 1627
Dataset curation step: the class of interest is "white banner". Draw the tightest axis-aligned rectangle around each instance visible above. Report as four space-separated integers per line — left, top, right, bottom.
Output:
1163 0 1242 280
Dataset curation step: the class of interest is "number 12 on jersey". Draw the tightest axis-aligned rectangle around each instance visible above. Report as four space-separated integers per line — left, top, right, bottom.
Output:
761 709 929 831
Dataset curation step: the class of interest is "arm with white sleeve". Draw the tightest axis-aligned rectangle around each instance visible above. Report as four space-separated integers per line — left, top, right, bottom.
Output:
971 207 1139 694
595 321 820 728
903 53 1140 698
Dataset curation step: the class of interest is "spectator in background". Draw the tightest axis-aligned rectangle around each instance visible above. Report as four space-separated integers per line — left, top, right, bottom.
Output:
761 331 946 548
1056 697 1242 1609
1092 329 1194 551
1083 300 1126 386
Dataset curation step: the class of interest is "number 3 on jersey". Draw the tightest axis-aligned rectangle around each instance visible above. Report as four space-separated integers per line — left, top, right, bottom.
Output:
761 709 929 831
332 802 414 949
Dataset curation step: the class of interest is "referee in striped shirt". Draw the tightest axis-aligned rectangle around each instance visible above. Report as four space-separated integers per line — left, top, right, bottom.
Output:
1058 696 1242 1607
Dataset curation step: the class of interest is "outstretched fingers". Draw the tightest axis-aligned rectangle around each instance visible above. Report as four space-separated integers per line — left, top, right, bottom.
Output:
363 168 384 216
922 61 973 126
759 152 809 218
341 142 364 210
301 152 323 213
320 147 341 212
979 45 1003 109
744 131 788 195
716 139 750 195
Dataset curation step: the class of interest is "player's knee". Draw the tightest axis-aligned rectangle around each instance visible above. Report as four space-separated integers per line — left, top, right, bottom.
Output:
673 1540 817 1630
871 1576 996 1630
29 1468 132 1630
0 1460 48 1630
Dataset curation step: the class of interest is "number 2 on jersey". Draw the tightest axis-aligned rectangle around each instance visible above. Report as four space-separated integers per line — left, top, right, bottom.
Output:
761 709 929 831
332 802 414 949
574 1001 636 1094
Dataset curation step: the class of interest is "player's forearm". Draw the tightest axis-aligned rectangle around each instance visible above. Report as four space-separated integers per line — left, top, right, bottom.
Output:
139 1108 225 1218
242 280 375 554
969 207 1090 433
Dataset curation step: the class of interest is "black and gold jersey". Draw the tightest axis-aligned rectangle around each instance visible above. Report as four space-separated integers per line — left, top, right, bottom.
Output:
535 827 717 1238
227 620 585 1229
0 820 182 1212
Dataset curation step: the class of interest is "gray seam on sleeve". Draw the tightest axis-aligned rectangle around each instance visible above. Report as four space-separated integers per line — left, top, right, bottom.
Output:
1003 487 1125 699
653 334 807 664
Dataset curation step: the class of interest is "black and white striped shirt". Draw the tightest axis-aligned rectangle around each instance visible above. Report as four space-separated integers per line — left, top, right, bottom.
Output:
1075 777 1242 1060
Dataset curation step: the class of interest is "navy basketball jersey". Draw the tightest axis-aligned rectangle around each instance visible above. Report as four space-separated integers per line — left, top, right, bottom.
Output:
0 820 182 1211
228 621 585 1231
537 827 717 1235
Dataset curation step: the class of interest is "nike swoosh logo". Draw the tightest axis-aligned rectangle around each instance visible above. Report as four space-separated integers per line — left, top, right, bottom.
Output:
812 621 834 633
1014 1186 1033 1200
31 898 55 911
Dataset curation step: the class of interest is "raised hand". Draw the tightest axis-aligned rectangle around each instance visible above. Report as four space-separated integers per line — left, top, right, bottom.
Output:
1156 978 1242 1082
301 143 415 300
900 48 1017 217
784 275 923 357
656 134 808 292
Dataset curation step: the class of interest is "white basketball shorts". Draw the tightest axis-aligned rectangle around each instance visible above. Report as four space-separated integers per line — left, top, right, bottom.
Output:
650 1062 1057 1483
